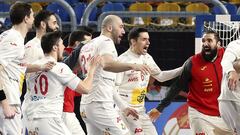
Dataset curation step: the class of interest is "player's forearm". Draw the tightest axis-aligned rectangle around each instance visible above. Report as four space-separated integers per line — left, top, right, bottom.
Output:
26 64 42 73
153 66 183 82
76 69 95 94
102 61 134 73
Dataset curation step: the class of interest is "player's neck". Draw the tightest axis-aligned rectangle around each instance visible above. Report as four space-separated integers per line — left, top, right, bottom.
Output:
45 52 57 61
130 47 141 56
35 29 45 40
12 24 29 39
101 31 113 41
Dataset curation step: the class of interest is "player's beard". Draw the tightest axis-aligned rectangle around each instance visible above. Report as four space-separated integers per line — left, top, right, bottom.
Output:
201 47 218 62
46 23 57 32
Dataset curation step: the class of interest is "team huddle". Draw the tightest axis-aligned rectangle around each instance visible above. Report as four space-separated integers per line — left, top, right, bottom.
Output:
0 1 240 135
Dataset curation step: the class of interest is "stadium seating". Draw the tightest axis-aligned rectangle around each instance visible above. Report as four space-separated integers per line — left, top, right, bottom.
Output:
180 3 209 26
0 3 11 27
74 2 98 24
31 2 43 13
101 2 125 12
229 0 240 4
46 2 70 22
151 2 181 27
127 2 153 26
212 3 237 15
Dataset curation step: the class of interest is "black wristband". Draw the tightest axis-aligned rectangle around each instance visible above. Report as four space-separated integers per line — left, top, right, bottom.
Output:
0 90 6 101
156 103 165 113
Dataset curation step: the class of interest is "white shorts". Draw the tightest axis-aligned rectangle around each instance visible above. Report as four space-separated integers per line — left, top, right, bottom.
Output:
0 105 22 135
62 112 85 135
219 100 240 134
188 106 233 135
80 102 129 135
26 117 71 135
120 107 157 135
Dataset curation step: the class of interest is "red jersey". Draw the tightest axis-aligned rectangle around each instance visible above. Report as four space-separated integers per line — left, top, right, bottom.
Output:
188 48 224 116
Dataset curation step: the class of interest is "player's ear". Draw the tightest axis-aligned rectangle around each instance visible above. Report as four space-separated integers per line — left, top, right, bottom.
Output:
52 45 58 51
40 21 46 29
106 25 112 32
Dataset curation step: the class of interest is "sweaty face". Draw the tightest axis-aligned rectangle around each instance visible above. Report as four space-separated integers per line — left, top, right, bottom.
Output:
201 33 219 61
46 15 59 32
132 32 150 55
111 18 125 44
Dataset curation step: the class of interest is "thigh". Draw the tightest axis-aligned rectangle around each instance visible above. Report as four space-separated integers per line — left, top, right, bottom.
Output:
27 118 71 135
122 113 143 135
0 106 22 135
83 102 130 135
62 112 85 135
189 106 233 135
141 112 158 135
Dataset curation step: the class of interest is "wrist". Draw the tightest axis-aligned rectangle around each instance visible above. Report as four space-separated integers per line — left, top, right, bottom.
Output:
156 104 164 113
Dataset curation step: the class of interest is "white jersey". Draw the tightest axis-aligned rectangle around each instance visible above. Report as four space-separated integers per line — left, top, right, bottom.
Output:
0 28 26 105
219 40 240 101
24 37 44 63
79 35 118 104
23 56 81 119
116 49 182 108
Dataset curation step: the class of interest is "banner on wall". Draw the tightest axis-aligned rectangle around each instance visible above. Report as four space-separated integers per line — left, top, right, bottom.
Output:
145 102 193 135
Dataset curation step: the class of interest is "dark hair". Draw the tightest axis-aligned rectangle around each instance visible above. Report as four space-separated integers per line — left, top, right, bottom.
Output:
10 2 32 25
78 26 94 34
68 30 91 46
128 27 148 44
34 10 55 28
204 29 221 43
41 31 62 54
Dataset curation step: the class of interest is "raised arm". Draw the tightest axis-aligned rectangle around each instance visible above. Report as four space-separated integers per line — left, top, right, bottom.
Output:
101 54 150 74
148 58 192 122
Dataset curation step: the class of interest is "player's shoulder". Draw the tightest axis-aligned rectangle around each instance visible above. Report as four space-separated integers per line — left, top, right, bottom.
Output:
144 53 153 59
118 50 130 61
227 39 240 48
51 62 71 74
25 38 40 49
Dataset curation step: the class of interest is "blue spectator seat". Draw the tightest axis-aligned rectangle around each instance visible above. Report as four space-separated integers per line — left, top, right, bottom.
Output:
65 0 79 7
46 2 70 22
101 2 125 12
0 3 11 27
74 3 97 24
212 3 237 15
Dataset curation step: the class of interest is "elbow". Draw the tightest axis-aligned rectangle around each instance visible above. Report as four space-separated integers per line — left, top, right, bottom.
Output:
102 63 112 71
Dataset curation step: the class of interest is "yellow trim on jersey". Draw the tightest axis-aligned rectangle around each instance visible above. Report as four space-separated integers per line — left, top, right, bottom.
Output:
131 87 147 105
19 73 25 94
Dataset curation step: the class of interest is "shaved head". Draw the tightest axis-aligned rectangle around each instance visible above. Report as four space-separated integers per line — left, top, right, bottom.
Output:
101 15 122 30
101 15 125 44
